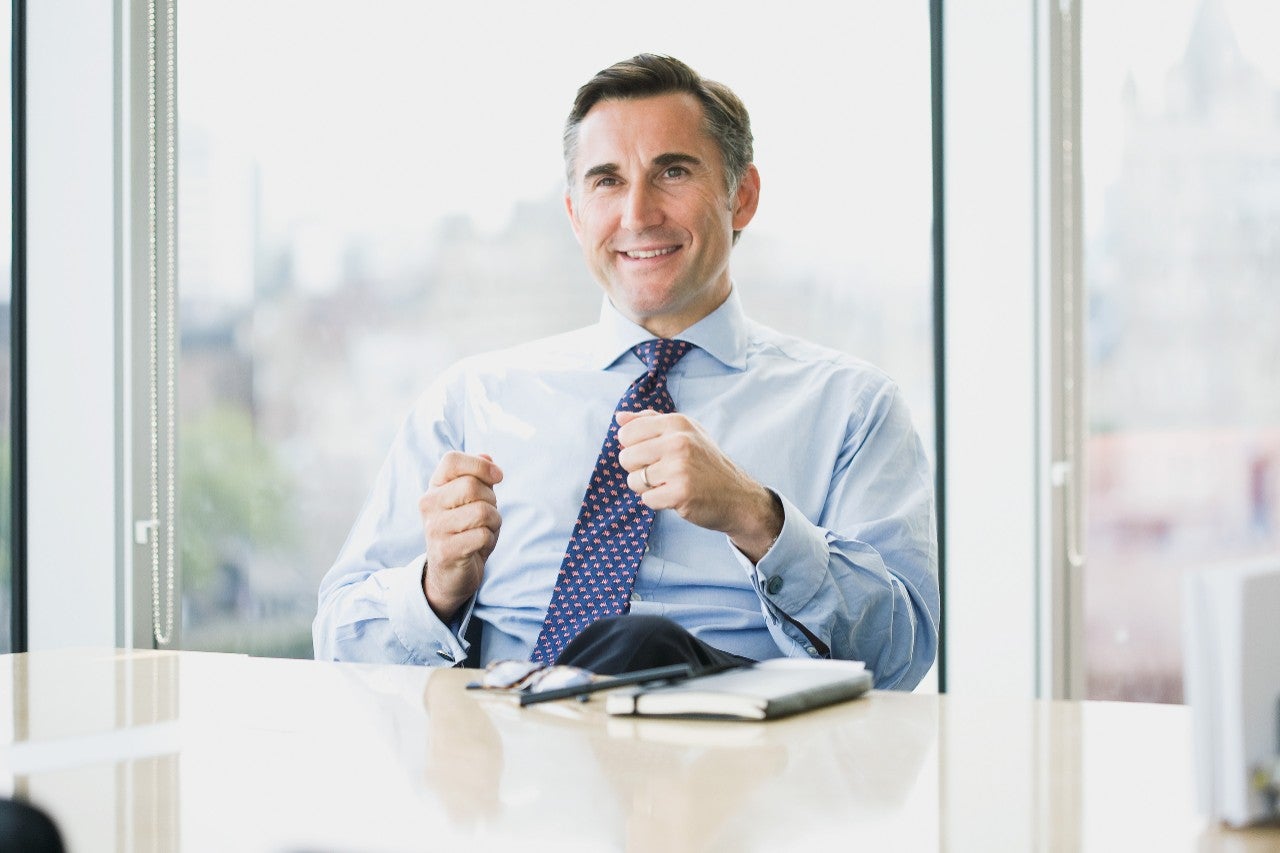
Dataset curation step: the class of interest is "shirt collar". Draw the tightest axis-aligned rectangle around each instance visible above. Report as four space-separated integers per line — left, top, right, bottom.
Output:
589 287 750 371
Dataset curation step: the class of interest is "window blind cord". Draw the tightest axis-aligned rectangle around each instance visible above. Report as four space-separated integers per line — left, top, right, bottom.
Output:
147 0 177 647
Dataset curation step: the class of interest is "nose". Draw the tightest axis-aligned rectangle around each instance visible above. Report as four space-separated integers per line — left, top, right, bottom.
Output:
620 181 663 233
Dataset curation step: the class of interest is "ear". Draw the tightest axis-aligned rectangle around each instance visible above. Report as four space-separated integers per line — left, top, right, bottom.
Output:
731 164 761 232
564 191 584 244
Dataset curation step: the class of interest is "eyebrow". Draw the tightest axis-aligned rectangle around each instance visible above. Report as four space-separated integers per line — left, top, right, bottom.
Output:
581 152 705 183
582 162 620 182
653 152 703 170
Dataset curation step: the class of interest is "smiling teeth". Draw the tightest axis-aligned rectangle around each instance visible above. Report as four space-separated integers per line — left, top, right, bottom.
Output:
626 247 677 259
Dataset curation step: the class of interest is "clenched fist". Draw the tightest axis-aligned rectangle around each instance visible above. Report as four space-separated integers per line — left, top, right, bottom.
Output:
616 410 782 563
418 451 504 621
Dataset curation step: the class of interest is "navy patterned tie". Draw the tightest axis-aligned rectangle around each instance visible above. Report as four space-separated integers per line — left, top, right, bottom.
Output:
530 338 694 664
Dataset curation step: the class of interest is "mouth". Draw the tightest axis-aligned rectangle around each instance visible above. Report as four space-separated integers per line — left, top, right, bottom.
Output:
619 245 680 260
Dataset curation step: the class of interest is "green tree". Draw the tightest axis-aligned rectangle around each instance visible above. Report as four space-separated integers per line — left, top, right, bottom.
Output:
179 405 295 596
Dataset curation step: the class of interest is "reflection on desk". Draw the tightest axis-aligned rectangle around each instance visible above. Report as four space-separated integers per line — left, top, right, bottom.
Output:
1 649 1277 852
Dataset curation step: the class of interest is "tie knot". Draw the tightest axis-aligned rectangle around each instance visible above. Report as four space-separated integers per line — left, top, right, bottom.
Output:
633 338 693 376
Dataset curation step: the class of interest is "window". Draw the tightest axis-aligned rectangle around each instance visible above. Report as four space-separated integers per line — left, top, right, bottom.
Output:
176 2 936 658
1082 0 1280 701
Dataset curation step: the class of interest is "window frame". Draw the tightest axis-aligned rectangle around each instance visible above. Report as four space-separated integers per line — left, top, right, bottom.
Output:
941 0 1086 699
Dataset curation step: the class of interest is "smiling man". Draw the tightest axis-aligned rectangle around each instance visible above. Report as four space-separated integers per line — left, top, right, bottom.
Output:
567 93 755 339
314 55 940 689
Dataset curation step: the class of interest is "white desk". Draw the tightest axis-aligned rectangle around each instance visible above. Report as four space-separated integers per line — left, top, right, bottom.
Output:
1 649 1277 852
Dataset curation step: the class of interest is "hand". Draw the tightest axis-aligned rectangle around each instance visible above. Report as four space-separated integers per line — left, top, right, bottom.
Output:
418 451 504 621
616 410 783 563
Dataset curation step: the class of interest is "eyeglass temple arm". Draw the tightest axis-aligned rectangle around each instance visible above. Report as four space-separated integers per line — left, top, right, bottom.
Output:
517 659 750 707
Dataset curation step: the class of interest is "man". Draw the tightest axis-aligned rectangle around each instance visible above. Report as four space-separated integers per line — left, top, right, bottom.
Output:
313 54 938 689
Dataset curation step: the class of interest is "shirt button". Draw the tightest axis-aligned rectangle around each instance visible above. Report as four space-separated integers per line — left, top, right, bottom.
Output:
435 649 456 662
632 592 643 602
806 646 818 656
766 575 784 595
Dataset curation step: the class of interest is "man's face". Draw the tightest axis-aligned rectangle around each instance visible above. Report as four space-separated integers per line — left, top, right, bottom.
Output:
565 93 760 338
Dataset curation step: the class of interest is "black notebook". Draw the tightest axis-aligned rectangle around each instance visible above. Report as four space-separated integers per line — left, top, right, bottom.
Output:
604 658 873 721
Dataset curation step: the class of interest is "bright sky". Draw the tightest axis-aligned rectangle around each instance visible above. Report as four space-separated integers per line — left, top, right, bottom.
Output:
177 0 1280 288
4 1 1276 281
1082 0 1280 227
178 1 931 272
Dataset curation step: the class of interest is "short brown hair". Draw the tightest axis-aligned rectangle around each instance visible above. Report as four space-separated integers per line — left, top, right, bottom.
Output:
563 54 754 199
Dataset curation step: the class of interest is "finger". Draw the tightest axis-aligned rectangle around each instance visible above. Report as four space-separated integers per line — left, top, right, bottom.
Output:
419 477 498 519
430 450 503 487
636 479 680 511
429 450 502 487
437 500 503 537
617 442 662 474
626 463 664 494
617 411 682 447
453 525 499 557
614 409 660 428
449 526 500 562
444 476 499 509
426 505 502 559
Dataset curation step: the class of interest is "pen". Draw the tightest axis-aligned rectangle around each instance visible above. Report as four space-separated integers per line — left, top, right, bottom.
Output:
517 659 749 707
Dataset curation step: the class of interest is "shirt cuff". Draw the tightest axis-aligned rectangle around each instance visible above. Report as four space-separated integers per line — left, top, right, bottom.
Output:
731 493 829 616
385 557 474 666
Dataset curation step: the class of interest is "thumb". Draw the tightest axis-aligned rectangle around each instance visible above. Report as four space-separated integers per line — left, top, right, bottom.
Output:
477 453 503 484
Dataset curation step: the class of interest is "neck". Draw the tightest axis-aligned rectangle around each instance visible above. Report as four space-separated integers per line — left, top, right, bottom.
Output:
634 284 732 339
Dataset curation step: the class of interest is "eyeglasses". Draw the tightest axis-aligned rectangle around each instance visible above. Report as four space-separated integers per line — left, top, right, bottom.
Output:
471 660 596 694
469 660 720 707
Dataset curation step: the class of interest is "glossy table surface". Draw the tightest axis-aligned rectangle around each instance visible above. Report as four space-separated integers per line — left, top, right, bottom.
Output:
1 649 1277 852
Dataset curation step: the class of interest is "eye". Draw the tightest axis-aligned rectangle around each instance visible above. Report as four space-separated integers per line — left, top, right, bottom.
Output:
662 165 689 179
593 176 620 189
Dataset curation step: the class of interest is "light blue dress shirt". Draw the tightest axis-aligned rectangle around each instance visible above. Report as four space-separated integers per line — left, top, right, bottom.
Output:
313 289 939 689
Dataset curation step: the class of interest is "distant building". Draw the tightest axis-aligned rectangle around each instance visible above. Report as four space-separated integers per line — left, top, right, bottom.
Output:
1089 0 1280 432
1084 0 1280 702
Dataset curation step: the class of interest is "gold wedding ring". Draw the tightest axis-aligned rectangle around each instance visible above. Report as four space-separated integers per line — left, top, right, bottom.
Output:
641 466 653 489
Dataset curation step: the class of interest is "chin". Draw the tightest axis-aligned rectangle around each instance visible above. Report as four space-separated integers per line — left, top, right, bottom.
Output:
621 296 683 324
610 283 676 313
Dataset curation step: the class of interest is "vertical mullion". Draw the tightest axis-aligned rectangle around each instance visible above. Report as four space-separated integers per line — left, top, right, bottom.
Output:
10 0 27 654
929 0 947 692
1039 0 1085 700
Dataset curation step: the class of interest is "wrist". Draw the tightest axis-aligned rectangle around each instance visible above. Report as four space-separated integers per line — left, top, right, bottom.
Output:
729 486 784 564
422 560 467 623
